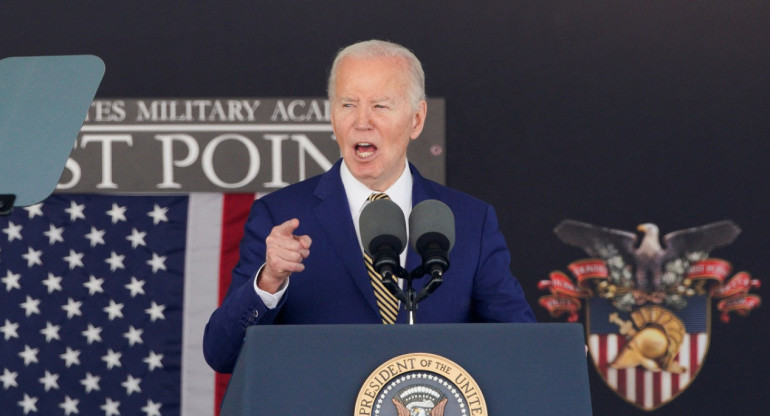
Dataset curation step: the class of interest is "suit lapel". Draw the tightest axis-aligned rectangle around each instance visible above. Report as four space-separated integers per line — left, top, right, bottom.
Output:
312 161 380 316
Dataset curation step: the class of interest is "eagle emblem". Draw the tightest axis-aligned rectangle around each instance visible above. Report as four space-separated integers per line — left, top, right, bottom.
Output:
538 220 761 410
392 385 447 416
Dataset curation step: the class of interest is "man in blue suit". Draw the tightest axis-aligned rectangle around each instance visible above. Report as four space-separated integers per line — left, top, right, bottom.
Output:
203 40 535 373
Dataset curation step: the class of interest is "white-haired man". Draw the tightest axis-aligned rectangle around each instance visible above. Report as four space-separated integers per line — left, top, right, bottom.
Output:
204 40 535 373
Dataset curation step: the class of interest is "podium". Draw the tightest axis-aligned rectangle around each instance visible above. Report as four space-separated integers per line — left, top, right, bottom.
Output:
220 323 593 415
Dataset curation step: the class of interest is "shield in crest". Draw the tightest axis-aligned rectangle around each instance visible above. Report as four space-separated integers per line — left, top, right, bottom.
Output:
586 296 709 410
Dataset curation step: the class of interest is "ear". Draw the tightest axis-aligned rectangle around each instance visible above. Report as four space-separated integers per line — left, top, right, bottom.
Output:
409 100 428 140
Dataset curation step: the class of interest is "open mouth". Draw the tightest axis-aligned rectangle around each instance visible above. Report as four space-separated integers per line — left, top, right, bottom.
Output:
355 142 377 158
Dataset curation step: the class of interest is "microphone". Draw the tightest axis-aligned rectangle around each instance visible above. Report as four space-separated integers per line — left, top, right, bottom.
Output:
359 198 407 279
409 200 455 278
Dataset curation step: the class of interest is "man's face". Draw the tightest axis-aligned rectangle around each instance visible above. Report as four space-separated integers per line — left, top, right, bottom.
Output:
331 55 427 191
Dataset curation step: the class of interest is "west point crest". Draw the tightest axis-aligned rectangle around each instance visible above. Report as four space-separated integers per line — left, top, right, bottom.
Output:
538 220 761 411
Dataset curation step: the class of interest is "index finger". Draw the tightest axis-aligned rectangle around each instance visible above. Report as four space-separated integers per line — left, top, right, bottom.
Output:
274 218 300 237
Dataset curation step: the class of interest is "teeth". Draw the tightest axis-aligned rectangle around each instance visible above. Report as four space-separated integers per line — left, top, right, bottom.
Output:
356 142 374 158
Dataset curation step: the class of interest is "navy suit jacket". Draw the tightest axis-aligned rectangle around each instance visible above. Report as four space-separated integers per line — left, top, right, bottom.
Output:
203 160 535 373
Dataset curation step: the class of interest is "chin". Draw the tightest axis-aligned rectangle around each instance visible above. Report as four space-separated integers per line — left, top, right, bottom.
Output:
350 165 381 182
352 166 378 179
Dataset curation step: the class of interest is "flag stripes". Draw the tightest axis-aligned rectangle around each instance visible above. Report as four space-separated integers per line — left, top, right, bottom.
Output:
589 333 708 410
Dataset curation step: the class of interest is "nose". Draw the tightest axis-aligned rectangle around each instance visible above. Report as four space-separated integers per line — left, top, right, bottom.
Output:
354 106 372 130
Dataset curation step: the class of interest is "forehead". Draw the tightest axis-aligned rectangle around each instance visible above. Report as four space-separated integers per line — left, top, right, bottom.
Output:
334 56 409 99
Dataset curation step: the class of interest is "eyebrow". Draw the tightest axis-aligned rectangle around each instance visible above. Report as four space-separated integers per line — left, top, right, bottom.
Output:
337 96 394 104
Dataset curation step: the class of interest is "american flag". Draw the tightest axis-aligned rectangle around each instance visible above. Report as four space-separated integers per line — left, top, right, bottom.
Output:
0 193 255 416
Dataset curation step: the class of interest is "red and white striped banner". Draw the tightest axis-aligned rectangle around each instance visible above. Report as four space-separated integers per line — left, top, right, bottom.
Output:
182 193 258 415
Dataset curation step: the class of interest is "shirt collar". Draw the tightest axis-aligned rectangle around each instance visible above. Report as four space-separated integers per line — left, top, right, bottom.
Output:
340 159 413 219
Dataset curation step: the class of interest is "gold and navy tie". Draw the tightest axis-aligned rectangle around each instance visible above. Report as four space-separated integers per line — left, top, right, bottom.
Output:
364 192 399 324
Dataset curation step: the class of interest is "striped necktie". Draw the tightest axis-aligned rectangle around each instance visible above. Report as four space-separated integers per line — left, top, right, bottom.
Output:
363 192 400 324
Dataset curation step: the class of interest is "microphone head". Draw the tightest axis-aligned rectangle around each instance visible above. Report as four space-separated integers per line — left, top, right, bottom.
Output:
409 199 455 253
359 198 407 256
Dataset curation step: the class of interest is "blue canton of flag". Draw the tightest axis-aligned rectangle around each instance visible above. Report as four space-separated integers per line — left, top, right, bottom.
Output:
0 194 189 416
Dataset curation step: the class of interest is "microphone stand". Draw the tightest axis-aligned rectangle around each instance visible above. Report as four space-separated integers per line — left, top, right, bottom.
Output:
381 265 445 325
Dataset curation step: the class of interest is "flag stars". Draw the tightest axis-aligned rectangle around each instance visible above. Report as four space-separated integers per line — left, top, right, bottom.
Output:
60 347 81 368
80 372 101 393
84 275 105 295
39 370 60 391
23 203 44 219
101 348 123 370
44 223 65 245
20 295 41 317
60 396 80 416
82 323 103 344
101 397 121 416
145 301 166 322
125 276 146 297
143 351 164 371
22 247 43 268
103 299 125 320
65 200 86 221
85 226 106 247
147 252 167 273
0 196 192 415
106 203 128 224
2 269 21 291
42 272 63 293
17 393 38 415
40 321 61 342
2 221 23 242
63 249 85 269
126 227 147 248
105 251 126 272
122 374 142 395
18 344 40 366
62 297 83 318
141 399 162 416
147 204 169 225
123 325 144 346
1 368 19 389
0 319 19 340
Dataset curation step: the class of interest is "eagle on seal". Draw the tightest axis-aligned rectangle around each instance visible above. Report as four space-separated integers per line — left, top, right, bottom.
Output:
554 220 740 308
392 398 447 416
392 385 448 416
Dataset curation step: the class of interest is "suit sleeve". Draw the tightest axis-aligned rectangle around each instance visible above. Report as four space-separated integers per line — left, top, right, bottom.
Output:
471 204 536 323
202 199 286 373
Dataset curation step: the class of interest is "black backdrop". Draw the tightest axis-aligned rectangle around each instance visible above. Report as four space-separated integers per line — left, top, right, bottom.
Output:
2 1 768 414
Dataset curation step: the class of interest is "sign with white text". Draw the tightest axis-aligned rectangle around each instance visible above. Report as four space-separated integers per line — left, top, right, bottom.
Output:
56 98 445 193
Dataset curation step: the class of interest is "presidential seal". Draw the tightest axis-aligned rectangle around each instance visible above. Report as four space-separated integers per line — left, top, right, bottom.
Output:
355 353 487 416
